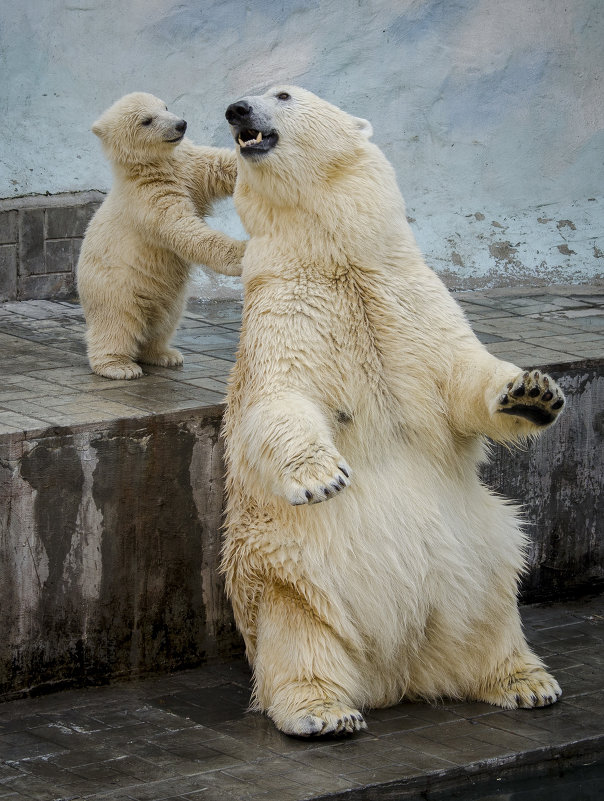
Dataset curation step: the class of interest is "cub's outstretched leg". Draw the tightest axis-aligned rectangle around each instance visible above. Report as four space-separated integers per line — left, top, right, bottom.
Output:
254 584 366 737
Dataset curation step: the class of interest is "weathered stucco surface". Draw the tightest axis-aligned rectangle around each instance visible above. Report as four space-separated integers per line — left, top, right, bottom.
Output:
1 0 602 294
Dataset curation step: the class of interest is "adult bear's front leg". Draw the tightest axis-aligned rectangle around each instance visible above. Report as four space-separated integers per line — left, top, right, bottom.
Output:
237 393 352 505
493 369 565 426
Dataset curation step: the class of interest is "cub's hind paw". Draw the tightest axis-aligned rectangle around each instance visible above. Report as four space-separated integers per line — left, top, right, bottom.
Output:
496 370 564 427
139 348 184 368
92 358 143 380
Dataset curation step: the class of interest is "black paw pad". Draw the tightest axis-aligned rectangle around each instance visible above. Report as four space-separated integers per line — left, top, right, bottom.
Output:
499 405 555 426
529 387 540 397
552 398 564 410
513 385 526 397
542 390 553 402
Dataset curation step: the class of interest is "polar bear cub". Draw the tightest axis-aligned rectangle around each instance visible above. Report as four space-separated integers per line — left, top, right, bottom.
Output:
77 92 245 380
221 86 565 737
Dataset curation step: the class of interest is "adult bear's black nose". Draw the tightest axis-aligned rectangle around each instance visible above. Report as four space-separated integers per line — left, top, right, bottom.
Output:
175 119 187 133
226 100 252 125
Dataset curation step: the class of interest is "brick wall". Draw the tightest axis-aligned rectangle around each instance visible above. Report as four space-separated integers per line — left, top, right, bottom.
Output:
0 192 104 302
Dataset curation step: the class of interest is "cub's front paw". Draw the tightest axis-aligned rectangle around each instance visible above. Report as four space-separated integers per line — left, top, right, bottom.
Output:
496 370 564 427
222 240 246 276
281 452 352 506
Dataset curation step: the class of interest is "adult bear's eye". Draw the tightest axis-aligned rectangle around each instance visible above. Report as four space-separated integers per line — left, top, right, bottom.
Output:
276 92 290 101
141 117 153 126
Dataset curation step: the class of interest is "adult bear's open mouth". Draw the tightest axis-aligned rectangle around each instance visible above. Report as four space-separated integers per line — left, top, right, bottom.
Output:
235 128 279 156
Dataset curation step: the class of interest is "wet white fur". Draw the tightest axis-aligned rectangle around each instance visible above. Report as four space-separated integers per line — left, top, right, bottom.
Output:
221 86 563 736
78 92 245 379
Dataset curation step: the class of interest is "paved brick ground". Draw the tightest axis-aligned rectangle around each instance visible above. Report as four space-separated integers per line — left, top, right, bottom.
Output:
0 597 602 800
0 284 602 435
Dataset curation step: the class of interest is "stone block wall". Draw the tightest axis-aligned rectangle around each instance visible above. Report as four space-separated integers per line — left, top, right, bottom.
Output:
0 192 104 302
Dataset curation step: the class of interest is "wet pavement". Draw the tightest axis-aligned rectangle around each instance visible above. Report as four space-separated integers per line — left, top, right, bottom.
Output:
0 597 602 800
0 284 602 434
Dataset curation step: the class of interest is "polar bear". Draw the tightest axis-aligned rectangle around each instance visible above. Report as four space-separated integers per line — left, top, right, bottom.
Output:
221 86 565 737
77 92 245 380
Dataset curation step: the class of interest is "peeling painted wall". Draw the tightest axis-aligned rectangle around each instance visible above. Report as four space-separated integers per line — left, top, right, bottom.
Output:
1 0 602 294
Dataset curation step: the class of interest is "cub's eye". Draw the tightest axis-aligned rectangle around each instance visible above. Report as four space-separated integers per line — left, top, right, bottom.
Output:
141 117 153 126
276 92 291 101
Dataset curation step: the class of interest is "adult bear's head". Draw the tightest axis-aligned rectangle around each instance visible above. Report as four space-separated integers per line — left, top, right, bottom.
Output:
92 92 188 166
225 86 373 201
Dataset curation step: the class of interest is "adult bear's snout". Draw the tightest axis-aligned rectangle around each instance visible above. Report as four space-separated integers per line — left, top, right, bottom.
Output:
226 100 253 125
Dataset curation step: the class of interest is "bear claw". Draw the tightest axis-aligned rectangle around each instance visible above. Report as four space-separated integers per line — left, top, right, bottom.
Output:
283 457 352 505
495 369 565 428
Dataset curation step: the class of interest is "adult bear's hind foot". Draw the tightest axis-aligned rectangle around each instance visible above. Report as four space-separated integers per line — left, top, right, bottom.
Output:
475 658 562 709
274 700 367 738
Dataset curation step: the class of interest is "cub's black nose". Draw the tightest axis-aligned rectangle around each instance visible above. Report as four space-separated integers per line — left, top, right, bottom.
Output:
175 119 187 133
226 100 252 125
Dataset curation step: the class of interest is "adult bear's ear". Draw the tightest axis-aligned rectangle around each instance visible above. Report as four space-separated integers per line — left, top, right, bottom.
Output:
353 117 373 139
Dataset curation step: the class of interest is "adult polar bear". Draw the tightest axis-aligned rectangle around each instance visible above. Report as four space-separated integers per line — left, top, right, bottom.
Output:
222 86 565 737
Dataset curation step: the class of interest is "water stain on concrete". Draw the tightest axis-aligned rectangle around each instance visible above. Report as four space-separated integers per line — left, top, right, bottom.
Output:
90 420 207 677
20 438 85 633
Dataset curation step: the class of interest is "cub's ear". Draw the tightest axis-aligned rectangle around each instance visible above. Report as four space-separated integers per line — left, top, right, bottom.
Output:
91 118 105 139
354 116 373 139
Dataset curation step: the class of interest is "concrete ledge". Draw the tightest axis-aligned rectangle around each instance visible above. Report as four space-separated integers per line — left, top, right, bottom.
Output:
0 289 602 699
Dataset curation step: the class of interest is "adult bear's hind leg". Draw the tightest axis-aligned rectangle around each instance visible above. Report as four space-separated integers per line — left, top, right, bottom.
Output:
467 608 562 710
474 649 561 708
253 584 367 737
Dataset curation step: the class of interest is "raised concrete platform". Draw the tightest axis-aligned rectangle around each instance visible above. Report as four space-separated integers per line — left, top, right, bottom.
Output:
0 596 602 801
0 286 603 700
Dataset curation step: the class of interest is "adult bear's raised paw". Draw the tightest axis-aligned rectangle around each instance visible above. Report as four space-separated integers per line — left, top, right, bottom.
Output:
281 452 352 506
495 370 565 426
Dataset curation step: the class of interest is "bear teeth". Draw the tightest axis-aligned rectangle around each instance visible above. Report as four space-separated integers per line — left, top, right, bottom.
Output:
238 131 263 148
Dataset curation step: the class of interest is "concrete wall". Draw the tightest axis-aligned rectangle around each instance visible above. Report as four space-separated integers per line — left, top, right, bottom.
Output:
0 410 241 699
0 364 602 699
1 0 602 296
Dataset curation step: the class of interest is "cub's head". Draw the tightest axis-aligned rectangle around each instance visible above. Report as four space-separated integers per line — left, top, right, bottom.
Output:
225 86 373 198
92 92 187 165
